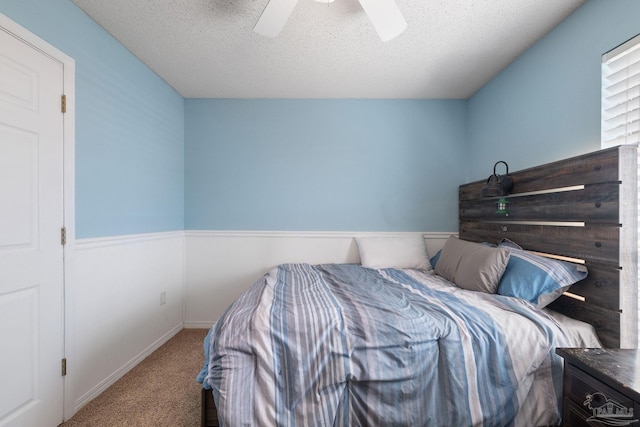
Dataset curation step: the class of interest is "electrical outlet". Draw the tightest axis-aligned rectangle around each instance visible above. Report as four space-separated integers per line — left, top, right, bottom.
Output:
160 291 166 306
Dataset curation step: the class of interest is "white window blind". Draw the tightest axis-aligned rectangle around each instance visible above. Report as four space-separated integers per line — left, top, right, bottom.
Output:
602 34 640 348
602 34 640 147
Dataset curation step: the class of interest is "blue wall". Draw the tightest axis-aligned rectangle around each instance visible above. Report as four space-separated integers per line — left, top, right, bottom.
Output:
467 0 640 182
185 99 466 231
4 0 638 236
0 0 185 238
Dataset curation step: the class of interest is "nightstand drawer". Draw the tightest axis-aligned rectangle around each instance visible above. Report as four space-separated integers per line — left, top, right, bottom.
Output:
562 397 599 427
564 364 634 413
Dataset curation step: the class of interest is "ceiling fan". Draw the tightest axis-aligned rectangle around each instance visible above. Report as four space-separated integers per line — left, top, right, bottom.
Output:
253 0 407 42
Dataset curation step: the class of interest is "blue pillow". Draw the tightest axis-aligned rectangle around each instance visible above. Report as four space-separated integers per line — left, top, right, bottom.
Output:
497 239 587 308
430 250 441 268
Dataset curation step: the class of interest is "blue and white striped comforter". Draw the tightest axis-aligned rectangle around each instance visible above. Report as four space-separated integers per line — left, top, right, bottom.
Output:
200 263 572 426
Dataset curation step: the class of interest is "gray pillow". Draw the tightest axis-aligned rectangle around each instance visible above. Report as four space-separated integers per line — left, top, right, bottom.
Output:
434 236 509 293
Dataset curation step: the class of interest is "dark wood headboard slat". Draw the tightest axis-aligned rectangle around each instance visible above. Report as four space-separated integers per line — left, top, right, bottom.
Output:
459 221 620 265
547 296 621 348
568 265 621 312
459 145 638 349
459 147 620 201
460 183 620 224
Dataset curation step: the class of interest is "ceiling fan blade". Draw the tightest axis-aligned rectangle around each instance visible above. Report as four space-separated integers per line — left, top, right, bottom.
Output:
357 0 407 42
254 0 299 38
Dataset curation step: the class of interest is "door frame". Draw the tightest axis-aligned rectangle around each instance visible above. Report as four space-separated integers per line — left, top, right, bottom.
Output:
0 13 76 422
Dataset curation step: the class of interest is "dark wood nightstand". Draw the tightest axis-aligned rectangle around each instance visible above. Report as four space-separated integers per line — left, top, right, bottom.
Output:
556 348 640 426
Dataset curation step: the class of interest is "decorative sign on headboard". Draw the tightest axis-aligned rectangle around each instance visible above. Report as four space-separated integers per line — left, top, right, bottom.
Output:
458 146 638 349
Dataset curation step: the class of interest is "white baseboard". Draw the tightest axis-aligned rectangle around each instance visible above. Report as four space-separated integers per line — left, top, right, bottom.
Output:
184 321 215 329
71 323 183 414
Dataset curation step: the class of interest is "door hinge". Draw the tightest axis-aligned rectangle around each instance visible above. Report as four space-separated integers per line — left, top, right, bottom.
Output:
61 94 66 113
61 358 67 376
61 227 66 246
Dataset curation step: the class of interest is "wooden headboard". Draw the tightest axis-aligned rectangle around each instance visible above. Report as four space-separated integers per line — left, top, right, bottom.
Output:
459 146 638 349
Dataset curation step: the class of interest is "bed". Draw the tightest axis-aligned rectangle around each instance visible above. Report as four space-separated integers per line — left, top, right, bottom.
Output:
197 145 638 426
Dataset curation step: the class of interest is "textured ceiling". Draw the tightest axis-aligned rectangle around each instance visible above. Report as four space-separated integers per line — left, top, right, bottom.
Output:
71 0 585 99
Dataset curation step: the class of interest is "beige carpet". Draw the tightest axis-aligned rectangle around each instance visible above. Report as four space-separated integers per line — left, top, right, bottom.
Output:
60 328 209 427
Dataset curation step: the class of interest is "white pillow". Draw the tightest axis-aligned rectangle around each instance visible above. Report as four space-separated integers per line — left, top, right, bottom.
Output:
355 236 432 270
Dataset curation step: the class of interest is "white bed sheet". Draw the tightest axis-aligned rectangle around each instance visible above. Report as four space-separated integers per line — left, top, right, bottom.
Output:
542 308 602 348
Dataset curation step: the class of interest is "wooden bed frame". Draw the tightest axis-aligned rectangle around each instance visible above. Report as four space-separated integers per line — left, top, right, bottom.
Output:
201 387 219 427
201 145 638 426
460 145 638 349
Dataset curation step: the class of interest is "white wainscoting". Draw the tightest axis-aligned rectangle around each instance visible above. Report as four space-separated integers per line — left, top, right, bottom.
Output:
184 231 454 328
71 231 185 413
68 229 453 417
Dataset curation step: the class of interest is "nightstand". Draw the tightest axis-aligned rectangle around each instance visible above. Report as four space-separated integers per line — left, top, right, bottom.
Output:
556 348 640 426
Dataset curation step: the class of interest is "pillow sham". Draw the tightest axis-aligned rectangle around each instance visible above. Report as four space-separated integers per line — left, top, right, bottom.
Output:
355 235 432 270
497 238 588 308
430 241 495 269
434 236 509 293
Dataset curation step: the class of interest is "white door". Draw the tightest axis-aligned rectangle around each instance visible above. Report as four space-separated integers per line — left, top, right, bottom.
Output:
0 26 65 427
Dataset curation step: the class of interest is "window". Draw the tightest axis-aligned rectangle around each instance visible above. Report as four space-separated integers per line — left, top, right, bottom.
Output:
602 34 640 147
601 33 640 347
